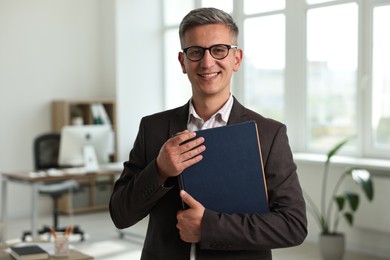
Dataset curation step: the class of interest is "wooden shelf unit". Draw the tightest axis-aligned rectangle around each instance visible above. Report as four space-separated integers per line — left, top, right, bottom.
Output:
51 98 117 161
51 99 119 213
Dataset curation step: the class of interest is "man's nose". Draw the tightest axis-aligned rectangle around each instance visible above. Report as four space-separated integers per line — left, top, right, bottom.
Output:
200 49 215 65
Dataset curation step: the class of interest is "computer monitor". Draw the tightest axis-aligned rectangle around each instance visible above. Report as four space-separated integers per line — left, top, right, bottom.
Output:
58 125 113 171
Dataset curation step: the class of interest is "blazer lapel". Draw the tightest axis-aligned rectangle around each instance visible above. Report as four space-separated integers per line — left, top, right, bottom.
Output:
168 102 190 137
227 97 249 125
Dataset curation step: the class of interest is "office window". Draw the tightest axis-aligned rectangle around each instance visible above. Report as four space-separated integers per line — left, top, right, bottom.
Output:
371 5 390 148
163 29 191 109
162 0 390 159
306 0 336 4
163 0 194 26
306 3 358 150
162 1 194 109
244 15 285 121
201 0 233 13
244 0 285 14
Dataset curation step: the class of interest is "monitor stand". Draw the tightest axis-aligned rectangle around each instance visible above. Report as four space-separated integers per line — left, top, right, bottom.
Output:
83 145 99 172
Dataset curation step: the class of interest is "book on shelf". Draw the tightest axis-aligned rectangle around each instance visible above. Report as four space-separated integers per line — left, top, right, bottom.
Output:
96 103 111 125
90 102 111 125
9 245 49 260
90 103 103 125
178 121 269 214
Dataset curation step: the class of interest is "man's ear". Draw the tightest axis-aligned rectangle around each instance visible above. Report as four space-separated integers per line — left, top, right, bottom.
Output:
233 48 243 72
178 52 187 74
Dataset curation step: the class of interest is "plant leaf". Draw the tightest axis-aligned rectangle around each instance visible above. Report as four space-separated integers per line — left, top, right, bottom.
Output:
345 192 359 211
326 138 350 162
334 196 345 210
344 212 354 226
350 168 374 201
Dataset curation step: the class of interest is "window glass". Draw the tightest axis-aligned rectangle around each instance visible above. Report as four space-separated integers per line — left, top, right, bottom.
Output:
164 0 194 26
307 3 358 150
372 5 390 147
243 15 285 122
161 0 390 158
164 29 192 109
306 0 337 4
244 0 285 14
201 0 233 13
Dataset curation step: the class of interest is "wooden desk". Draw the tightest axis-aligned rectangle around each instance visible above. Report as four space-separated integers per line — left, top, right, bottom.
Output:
0 166 121 242
0 244 93 260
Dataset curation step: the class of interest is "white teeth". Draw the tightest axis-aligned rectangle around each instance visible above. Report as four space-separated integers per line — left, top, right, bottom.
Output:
201 73 218 78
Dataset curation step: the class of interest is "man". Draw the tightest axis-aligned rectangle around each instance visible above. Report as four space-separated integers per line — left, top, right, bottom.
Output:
110 7 307 260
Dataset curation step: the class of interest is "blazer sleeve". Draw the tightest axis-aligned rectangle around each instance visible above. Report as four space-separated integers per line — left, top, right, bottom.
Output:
199 123 307 250
109 118 173 229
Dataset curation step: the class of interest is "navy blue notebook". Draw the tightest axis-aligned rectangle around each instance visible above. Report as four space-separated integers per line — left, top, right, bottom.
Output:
179 121 269 214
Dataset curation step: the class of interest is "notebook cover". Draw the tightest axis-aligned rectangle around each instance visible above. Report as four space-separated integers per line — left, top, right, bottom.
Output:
10 245 49 260
179 121 269 214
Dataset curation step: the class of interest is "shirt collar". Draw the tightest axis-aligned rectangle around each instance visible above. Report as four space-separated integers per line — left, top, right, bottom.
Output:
188 94 233 125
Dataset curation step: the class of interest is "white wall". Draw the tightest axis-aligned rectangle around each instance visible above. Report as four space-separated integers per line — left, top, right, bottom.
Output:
0 0 163 219
0 0 116 217
115 0 163 162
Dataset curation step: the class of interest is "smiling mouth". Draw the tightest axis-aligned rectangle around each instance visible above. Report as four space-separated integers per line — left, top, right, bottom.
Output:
200 72 219 78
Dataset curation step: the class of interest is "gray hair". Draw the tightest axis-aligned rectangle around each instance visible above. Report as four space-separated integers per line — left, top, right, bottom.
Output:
179 7 239 48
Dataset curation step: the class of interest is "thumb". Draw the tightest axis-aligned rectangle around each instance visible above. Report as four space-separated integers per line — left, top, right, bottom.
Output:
180 190 201 209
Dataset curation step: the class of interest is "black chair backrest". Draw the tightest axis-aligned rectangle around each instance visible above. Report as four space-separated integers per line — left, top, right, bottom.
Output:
34 133 61 170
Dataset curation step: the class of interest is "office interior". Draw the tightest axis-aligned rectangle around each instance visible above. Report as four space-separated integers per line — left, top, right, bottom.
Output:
0 0 389 259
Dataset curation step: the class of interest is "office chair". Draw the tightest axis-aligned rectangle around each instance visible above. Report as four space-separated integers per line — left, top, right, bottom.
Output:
22 133 85 241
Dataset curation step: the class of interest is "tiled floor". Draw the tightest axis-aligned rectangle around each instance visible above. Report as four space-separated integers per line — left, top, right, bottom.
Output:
3 211 389 260
273 242 389 260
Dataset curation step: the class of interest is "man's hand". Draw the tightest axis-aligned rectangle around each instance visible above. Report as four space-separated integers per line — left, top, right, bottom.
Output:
176 190 205 243
156 130 205 184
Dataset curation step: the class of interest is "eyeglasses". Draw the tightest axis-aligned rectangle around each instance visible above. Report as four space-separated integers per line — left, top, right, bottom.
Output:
182 44 238 62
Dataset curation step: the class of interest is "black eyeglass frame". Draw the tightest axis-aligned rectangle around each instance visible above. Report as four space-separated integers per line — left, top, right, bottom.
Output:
182 44 238 62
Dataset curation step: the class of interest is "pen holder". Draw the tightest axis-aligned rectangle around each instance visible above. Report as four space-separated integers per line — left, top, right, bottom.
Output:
54 232 69 257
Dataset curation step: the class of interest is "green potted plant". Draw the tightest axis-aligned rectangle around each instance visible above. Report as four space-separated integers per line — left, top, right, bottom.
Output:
70 106 84 125
304 137 374 260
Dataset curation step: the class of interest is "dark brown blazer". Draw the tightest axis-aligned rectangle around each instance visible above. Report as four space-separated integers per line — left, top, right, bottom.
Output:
109 97 307 260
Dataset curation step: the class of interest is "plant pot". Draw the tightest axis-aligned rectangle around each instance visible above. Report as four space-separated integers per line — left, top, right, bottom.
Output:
71 116 84 126
319 233 345 260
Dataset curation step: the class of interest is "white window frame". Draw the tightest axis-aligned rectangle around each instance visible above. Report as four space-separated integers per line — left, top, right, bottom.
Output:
161 0 390 161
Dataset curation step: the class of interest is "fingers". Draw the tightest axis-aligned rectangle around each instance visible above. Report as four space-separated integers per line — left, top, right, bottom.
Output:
180 139 205 161
180 190 201 209
171 130 193 145
172 131 202 147
176 190 205 243
170 132 205 165
156 131 205 180
174 135 205 172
